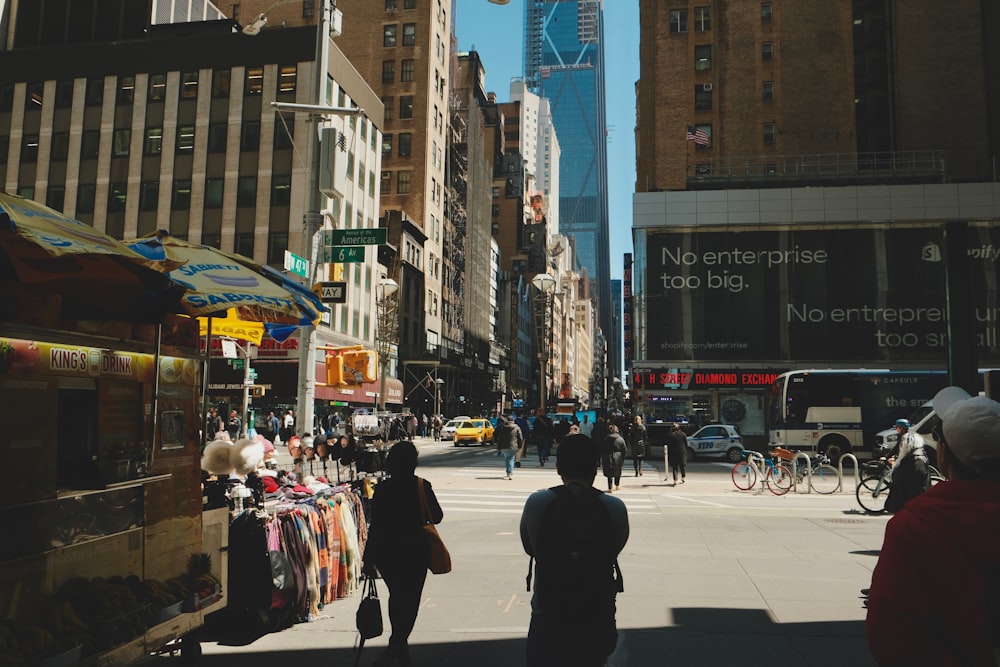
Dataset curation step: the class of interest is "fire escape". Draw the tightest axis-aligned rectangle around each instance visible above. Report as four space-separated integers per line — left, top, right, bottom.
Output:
445 90 468 348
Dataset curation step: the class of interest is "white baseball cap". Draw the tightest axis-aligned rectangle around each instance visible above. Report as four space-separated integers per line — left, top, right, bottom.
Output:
933 386 1000 466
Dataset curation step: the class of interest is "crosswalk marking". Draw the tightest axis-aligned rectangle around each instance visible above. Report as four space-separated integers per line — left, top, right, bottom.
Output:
435 490 659 515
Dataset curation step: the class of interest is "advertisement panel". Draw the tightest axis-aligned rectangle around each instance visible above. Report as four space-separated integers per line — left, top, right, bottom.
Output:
644 224 1000 363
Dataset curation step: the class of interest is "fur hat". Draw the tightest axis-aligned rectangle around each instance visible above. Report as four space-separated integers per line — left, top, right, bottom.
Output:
201 439 235 475
231 437 266 476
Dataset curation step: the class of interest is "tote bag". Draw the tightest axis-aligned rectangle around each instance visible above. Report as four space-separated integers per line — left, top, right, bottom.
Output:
417 477 452 574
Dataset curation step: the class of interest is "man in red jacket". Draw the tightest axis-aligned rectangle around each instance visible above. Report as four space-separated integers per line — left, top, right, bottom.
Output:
866 386 1000 666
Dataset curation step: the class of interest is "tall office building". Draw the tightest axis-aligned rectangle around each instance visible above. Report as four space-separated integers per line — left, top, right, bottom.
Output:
524 0 612 372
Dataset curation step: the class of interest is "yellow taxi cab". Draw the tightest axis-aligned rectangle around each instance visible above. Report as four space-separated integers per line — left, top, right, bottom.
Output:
454 418 494 446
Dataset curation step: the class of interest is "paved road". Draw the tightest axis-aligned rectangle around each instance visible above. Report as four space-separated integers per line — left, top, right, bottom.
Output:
167 438 886 666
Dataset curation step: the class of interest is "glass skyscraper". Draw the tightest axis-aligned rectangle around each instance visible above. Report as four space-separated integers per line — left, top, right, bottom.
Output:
525 0 612 350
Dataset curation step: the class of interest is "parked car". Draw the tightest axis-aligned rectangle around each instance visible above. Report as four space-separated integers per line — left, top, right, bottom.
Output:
454 418 494 446
440 416 471 442
686 423 744 462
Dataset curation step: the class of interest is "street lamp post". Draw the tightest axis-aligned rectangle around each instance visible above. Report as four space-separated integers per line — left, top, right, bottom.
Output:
375 277 399 412
434 376 444 417
531 273 557 413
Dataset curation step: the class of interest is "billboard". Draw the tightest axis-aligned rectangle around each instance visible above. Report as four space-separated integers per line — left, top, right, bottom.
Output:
644 224 1000 363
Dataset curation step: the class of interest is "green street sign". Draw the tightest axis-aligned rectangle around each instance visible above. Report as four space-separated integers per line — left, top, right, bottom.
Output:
322 246 366 263
248 368 258 378
323 228 387 246
231 359 245 370
283 250 309 278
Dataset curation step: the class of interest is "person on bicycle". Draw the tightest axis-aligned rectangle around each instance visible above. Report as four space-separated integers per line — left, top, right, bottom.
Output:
882 418 933 513
886 418 923 468
867 387 1000 665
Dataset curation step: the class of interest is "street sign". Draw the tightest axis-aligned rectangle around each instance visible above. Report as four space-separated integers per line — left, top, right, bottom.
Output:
313 281 348 304
322 228 387 246
322 245 366 263
283 250 309 278
248 368 258 379
231 359 245 370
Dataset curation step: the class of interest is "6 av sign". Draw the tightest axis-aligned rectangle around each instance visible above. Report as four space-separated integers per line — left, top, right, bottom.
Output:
321 246 366 263
323 228 387 246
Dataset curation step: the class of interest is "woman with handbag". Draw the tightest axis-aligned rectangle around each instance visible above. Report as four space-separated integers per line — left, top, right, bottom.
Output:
629 415 649 477
362 441 444 667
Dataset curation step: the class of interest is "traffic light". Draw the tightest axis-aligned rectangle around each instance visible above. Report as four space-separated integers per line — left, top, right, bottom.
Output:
340 349 377 385
249 385 265 398
325 353 344 386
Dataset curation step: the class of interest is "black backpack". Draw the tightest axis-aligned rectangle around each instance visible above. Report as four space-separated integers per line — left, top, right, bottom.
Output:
526 485 623 626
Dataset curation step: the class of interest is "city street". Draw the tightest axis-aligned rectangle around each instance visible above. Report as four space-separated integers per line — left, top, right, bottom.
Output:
168 439 887 666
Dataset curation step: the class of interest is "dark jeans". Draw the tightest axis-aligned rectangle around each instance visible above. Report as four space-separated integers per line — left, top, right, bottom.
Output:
526 613 617 667
379 557 428 649
633 455 644 474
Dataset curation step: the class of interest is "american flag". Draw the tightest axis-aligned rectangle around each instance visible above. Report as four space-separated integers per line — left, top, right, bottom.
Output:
686 124 710 146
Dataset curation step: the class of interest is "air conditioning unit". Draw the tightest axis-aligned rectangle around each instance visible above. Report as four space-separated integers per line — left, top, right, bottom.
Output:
702 83 714 92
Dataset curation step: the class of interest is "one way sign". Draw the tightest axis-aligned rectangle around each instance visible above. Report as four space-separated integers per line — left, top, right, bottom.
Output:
313 281 347 304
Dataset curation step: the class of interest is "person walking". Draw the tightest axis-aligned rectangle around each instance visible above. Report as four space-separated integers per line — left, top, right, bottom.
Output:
629 415 649 477
520 434 629 666
431 414 443 441
601 423 627 492
866 387 1000 665
362 441 444 667
666 422 688 485
579 413 594 437
281 409 295 443
262 410 279 443
226 409 242 440
533 408 555 466
495 415 524 480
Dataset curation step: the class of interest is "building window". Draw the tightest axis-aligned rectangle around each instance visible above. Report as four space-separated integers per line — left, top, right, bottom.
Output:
381 170 391 193
46 185 65 211
762 80 774 102
81 130 100 159
85 79 104 106
761 3 773 22
399 96 413 119
398 132 411 157
382 60 395 84
207 123 227 153
694 6 710 31
397 171 411 194
148 74 166 102
401 59 415 82
172 180 192 209
117 76 135 105
302 0 315 18
51 132 70 161
271 174 291 205
382 96 394 121
694 44 712 71
404 0 415 8
144 127 163 155
369 171 376 197
274 122 294 150
77 184 96 213
762 41 774 61
180 72 199 99
204 179 224 208
246 67 264 95
0 85 13 112
268 232 288 264
55 81 74 108
139 181 159 211
695 163 713 176
492 186 500 198
763 122 776 144
386 0 398 10
112 129 130 157
384 24 397 47
237 176 257 207
108 183 127 212
346 152 355 180
669 9 687 33
201 232 221 249
402 23 416 46
176 126 195 153
213 70 231 98
235 232 254 257
241 121 261 151
278 65 296 94
694 85 713 111
23 83 42 109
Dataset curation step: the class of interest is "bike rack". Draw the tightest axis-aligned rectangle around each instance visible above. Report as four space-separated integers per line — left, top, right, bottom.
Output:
838 452 861 491
790 451 814 494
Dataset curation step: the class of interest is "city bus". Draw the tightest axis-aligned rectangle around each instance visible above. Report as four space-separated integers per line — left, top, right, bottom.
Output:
766 369 952 460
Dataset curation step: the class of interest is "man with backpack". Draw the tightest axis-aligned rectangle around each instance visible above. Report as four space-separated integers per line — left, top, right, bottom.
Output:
520 434 630 666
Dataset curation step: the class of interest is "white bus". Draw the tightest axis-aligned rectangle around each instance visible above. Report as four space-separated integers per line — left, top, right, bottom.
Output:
767 369 951 460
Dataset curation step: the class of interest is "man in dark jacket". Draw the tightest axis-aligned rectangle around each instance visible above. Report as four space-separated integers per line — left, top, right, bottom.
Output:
533 409 555 466
495 416 525 480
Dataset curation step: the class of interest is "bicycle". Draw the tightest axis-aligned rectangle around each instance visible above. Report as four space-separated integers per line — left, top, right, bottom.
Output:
779 450 841 494
856 458 945 514
731 449 792 496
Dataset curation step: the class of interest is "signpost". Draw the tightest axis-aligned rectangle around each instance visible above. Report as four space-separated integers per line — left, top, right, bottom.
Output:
322 246 366 263
313 281 348 304
322 228 387 247
283 250 309 278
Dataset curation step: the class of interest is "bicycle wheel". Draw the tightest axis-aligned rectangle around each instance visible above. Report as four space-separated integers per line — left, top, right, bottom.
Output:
766 464 793 495
856 475 890 513
808 464 841 494
732 461 757 490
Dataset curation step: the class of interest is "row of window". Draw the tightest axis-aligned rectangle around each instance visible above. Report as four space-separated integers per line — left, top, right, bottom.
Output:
1 67 297 113
383 23 417 48
385 0 418 10
669 3 772 33
688 123 777 149
692 81 774 111
5 121 294 164
382 59 417 84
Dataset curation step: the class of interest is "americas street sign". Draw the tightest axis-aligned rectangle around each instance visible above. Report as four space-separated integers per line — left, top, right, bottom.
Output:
322 245 366 263
313 281 348 304
322 228 387 246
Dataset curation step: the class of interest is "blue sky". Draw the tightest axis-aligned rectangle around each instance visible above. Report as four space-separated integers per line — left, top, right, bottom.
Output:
454 0 639 281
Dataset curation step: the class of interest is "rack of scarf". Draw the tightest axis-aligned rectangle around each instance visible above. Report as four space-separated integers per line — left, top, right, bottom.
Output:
227 482 368 632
